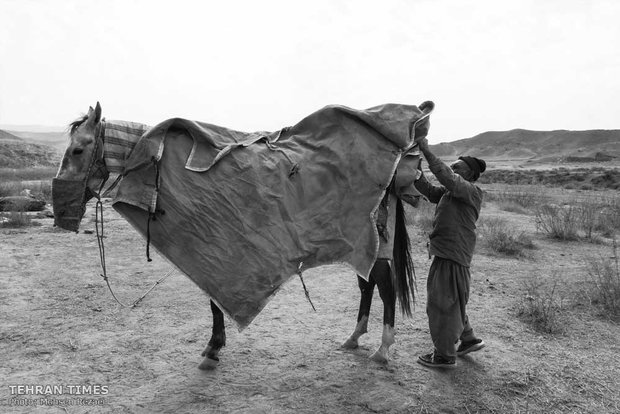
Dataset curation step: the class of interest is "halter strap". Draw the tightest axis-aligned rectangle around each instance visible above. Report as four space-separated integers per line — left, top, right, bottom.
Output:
88 121 111 199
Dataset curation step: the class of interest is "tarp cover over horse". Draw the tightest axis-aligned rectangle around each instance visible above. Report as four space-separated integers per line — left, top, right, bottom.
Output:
112 103 432 329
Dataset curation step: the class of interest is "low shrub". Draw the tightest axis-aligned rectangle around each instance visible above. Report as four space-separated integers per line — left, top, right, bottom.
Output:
534 204 580 240
497 200 529 215
479 216 535 256
597 196 620 233
517 279 565 334
484 186 544 210
0 211 34 228
579 200 601 241
586 239 620 319
0 180 52 203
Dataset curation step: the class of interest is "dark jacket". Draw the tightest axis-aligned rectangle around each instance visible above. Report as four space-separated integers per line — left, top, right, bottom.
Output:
414 156 483 267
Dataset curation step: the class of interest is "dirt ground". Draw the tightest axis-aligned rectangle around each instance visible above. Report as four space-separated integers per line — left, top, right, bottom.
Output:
1 192 620 413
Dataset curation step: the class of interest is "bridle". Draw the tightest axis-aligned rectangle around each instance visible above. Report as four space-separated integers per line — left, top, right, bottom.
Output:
84 121 110 201
84 121 172 308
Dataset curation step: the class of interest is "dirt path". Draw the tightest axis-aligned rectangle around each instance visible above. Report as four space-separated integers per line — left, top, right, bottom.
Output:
1 200 619 413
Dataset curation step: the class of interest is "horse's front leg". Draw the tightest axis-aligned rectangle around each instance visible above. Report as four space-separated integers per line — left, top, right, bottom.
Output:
199 300 226 370
342 274 375 349
369 260 395 364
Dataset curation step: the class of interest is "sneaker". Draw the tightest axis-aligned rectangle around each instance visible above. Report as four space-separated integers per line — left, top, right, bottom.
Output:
456 339 485 356
417 351 456 369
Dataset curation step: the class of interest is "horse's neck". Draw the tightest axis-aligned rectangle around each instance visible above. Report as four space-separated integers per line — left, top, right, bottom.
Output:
102 120 151 174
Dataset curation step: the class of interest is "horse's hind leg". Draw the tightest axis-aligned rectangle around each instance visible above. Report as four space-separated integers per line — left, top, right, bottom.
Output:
199 300 226 370
342 274 375 349
369 259 396 364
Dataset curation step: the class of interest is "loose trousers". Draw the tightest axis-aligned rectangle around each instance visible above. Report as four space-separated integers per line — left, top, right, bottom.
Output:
426 256 476 359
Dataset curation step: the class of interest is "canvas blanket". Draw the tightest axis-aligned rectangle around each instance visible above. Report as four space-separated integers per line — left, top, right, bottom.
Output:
112 103 432 329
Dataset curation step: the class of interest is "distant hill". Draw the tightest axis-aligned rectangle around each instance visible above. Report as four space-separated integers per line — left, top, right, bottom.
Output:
0 124 65 133
0 130 23 141
431 129 620 163
0 128 62 168
1 126 619 170
6 129 68 152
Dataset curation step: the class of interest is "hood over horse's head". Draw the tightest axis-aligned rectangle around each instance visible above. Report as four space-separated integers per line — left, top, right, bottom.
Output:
53 102 109 232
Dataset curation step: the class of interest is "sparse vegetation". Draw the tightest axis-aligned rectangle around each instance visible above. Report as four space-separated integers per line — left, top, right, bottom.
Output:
596 195 620 235
479 167 620 191
0 211 34 228
586 239 620 319
484 185 545 210
0 140 60 168
517 278 566 334
534 197 620 241
478 216 535 256
0 168 54 202
0 166 57 181
534 204 580 240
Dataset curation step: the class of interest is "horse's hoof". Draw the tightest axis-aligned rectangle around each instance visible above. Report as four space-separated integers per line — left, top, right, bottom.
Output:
369 351 388 364
198 356 219 370
342 338 359 349
201 346 212 357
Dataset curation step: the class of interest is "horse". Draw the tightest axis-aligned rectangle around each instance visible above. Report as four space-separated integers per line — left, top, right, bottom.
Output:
52 102 431 369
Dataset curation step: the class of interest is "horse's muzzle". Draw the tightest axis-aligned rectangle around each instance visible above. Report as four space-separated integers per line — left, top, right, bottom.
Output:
52 178 90 232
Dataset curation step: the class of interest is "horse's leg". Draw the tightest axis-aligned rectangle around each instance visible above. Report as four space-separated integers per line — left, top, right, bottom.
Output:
342 273 376 349
199 300 226 370
369 259 396 364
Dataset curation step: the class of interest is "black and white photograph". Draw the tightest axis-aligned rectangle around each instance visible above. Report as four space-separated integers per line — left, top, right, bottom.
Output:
1 1 619 412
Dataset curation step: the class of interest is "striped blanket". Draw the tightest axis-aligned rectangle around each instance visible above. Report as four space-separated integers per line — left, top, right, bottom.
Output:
103 121 150 174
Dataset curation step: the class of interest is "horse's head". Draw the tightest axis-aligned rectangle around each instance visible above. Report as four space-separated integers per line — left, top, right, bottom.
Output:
52 102 109 231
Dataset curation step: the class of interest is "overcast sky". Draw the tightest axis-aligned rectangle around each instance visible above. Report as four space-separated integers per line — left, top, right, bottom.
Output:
1 0 618 143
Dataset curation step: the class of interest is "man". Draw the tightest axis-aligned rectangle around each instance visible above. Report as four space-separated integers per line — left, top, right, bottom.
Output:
414 135 487 369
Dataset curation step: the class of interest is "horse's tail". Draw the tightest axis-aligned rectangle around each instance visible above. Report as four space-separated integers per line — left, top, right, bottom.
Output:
393 197 416 316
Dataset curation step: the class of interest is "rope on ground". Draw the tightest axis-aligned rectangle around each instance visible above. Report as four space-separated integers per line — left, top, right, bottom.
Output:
95 198 172 308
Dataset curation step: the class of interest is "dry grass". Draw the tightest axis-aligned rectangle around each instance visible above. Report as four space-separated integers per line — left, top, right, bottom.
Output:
517 278 566 335
0 211 36 228
0 167 56 202
586 239 620 319
534 199 619 242
534 204 581 241
479 167 620 191
484 185 546 210
0 166 57 181
0 180 53 202
478 216 536 257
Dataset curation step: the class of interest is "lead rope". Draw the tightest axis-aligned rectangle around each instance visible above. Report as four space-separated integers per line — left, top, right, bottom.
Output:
297 262 316 311
146 156 163 262
94 194 172 308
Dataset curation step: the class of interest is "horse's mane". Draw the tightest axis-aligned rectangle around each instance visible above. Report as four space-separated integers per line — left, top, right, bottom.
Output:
68 114 89 135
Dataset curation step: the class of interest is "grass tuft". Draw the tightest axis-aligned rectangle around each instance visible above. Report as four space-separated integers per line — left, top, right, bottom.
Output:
517 278 565 334
586 239 620 319
0 211 35 228
479 216 535 257
534 204 580 240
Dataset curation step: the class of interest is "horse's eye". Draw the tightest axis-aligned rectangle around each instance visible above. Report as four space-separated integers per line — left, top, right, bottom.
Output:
72 148 84 155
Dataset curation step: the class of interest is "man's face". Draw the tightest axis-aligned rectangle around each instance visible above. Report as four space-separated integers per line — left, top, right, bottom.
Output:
450 160 472 180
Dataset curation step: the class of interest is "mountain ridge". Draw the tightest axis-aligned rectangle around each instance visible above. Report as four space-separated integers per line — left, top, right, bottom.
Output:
430 129 620 162
1 127 618 169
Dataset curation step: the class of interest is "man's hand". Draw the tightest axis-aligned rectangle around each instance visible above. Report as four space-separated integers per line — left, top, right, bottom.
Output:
417 137 430 152
414 117 430 141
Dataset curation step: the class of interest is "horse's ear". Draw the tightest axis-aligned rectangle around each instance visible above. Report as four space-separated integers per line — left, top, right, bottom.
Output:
85 102 102 126
94 102 102 124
